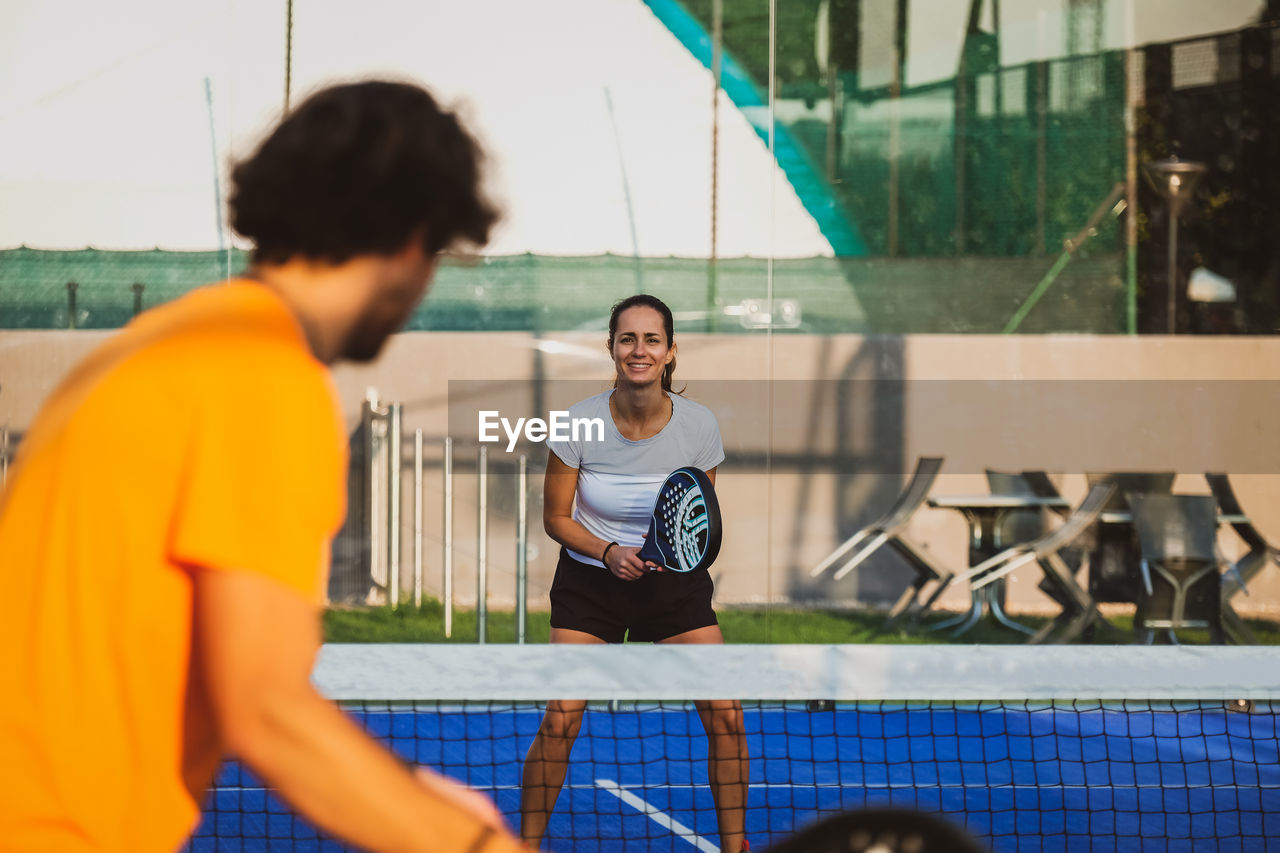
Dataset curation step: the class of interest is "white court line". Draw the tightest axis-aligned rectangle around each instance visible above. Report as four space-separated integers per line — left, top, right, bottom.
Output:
595 777 719 853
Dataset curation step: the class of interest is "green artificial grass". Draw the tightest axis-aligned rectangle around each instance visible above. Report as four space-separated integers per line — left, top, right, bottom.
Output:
323 598 1280 645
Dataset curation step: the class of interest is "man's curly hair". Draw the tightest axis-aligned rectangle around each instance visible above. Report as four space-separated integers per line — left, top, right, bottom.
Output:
230 80 498 264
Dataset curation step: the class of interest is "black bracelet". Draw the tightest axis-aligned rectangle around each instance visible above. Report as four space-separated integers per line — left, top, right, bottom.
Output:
601 541 618 564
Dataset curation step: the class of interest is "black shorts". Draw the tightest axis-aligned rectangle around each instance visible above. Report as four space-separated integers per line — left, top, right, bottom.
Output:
549 548 718 643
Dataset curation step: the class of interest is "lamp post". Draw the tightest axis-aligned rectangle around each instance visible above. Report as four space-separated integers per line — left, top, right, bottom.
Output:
1141 157 1206 334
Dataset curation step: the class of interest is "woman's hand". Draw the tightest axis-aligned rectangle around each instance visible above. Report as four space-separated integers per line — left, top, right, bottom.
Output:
604 544 656 580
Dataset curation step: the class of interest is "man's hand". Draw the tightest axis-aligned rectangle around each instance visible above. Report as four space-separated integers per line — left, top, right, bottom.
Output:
414 768 509 833
193 569 524 852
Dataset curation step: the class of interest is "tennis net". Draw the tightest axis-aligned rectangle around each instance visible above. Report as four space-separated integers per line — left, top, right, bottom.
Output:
188 644 1280 852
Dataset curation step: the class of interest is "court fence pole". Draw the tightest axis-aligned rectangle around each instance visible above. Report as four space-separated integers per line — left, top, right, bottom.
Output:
516 454 528 644
364 396 376 605
707 0 722 330
413 428 423 609
477 446 488 644
1124 31 1141 334
388 403 402 609
1165 211 1178 333
363 389 386 605
443 436 453 638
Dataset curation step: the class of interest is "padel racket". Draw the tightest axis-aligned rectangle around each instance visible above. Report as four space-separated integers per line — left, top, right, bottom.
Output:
636 467 722 573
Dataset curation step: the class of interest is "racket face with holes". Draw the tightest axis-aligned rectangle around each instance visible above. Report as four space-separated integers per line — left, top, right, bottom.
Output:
636 467 722 573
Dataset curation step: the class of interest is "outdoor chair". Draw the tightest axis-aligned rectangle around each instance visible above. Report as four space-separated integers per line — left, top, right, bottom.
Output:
963 482 1115 644
1084 472 1176 603
988 470 1069 507
1206 473 1279 643
1126 493 1224 644
809 456 952 628
985 470 1080 611
986 470 1054 537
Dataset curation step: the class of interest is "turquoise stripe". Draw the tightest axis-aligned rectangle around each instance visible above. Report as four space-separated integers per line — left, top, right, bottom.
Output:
643 0 868 256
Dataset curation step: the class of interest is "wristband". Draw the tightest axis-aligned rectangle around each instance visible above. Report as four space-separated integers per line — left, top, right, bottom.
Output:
601 541 618 564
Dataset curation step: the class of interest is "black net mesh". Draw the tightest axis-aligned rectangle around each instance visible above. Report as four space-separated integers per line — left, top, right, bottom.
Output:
188 697 1279 852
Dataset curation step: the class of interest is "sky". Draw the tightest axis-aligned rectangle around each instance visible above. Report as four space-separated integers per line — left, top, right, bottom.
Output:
0 0 832 256
0 0 1265 256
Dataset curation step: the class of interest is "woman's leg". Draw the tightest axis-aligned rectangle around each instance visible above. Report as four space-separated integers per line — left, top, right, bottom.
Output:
520 628 604 847
661 624 749 852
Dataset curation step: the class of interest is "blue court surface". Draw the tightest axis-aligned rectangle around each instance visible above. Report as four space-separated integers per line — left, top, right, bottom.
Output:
188 702 1280 852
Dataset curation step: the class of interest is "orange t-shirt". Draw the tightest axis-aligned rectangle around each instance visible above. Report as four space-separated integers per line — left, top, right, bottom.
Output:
0 281 347 851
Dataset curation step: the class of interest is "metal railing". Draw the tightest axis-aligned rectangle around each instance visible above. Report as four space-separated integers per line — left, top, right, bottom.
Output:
355 389 530 642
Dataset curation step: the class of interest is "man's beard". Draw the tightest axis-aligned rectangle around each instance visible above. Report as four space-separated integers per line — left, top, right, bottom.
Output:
339 301 407 363
341 327 389 363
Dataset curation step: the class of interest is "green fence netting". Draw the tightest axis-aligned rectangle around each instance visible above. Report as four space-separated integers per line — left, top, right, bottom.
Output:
0 248 1124 335
672 0 1127 261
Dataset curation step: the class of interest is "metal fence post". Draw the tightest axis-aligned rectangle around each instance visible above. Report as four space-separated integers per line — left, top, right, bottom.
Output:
477 446 488 644
517 454 528 644
364 388 389 605
66 281 78 329
443 437 454 638
387 403 402 608
413 428 423 609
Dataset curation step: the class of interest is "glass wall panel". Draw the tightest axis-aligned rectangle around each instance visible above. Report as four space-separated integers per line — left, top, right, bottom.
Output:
2 0 1279 640
4 11 1280 852
759 0 1280 631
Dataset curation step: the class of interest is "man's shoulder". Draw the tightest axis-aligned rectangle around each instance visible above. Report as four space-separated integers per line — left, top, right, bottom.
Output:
116 282 331 416
146 282 315 369
162 280 298 339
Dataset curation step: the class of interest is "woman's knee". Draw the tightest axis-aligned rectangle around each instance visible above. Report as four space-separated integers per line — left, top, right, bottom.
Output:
708 702 745 739
539 703 586 742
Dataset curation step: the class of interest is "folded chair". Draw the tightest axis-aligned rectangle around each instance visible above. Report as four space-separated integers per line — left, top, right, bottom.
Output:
809 456 952 628
1126 493 1224 645
985 470 1080 610
1206 473 1278 644
1084 472 1176 603
989 470 1071 509
963 482 1115 644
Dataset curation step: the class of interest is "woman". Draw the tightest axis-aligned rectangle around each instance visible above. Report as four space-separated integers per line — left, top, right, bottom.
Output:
520 294 749 852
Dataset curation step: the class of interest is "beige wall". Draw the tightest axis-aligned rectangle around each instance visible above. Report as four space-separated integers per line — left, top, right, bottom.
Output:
4 330 1279 617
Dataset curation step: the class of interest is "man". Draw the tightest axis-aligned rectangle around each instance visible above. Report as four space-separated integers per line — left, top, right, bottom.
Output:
0 80 521 853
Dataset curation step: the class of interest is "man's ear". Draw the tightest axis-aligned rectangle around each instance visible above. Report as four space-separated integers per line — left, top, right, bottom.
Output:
392 226 432 261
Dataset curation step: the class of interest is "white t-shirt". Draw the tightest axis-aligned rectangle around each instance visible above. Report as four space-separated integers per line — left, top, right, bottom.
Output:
548 390 725 567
